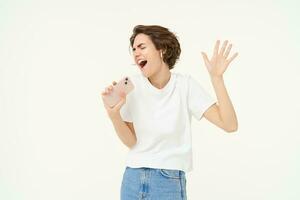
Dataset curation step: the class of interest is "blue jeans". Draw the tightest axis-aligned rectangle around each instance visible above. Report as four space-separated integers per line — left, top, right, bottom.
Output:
120 166 187 200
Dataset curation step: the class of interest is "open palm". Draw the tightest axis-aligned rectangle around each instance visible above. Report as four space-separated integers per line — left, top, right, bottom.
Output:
201 40 238 78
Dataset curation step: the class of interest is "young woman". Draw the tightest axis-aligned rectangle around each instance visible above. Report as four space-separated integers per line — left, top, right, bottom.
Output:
101 25 238 200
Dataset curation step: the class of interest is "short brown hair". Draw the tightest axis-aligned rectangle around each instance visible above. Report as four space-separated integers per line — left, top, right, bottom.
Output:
130 25 181 70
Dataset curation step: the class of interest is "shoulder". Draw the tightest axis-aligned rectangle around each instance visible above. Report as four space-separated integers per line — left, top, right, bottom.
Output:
173 72 189 82
173 72 208 93
174 72 197 80
173 72 193 86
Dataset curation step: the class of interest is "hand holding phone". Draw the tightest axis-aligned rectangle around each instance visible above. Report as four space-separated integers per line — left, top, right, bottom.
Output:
101 76 135 108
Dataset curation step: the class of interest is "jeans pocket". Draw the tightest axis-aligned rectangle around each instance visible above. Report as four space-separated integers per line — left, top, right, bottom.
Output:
159 169 181 179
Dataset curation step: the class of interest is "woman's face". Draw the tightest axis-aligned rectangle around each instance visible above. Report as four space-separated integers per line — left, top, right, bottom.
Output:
132 33 165 77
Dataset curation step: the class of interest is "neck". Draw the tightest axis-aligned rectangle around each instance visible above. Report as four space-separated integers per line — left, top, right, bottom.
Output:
148 64 171 89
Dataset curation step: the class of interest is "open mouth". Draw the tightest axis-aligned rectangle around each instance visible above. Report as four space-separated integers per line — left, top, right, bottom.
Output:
138 60 148 68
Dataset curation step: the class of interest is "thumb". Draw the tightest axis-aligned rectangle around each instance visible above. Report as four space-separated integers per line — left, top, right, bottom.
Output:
201 52 211 69
201 52 209 63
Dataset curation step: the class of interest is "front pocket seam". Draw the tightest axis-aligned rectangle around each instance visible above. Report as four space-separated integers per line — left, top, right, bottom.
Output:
159 169 180 179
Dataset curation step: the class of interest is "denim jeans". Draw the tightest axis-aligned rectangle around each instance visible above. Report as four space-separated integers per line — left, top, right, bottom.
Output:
120 166 187 200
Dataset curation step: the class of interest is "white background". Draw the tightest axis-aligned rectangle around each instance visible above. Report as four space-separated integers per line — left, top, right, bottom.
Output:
1 0 299 199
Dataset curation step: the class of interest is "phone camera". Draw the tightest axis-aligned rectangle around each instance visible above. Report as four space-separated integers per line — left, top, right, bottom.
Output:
125 81 128 84
125 77 128 81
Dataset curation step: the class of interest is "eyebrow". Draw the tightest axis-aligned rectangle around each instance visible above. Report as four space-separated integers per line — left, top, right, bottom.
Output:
132 43 146 50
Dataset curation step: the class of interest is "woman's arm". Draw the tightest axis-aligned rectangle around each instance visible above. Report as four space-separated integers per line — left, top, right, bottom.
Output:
101 82 136 149
201 40 239 132
203 77 238 132
110 115 137 149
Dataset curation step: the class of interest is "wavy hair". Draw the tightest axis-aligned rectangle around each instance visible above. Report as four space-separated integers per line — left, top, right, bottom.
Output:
130 25 181 70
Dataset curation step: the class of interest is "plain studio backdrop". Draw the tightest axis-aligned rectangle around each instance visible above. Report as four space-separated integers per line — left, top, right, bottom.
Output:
1 0 299 199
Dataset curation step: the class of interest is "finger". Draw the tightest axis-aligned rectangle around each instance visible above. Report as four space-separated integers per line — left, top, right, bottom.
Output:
101 87 108 95
201 52 210 67
213 40 220 57
227 52 238 64
108 85 113 91
114 94 126 110
104 102 113 110
100 95 111 109
224 44 232 59
220 40 228 56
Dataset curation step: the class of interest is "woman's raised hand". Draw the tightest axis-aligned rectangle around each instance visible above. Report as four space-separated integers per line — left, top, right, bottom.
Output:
201 40 238 78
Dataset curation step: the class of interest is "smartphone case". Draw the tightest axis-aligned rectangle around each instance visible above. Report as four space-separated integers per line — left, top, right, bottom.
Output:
102 76 134 107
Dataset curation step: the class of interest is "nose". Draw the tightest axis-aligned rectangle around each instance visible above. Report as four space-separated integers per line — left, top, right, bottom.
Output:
133 49 142 60
134 51 139 57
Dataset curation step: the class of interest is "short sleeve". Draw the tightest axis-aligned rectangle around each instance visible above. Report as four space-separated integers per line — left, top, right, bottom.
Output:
188 75 217 120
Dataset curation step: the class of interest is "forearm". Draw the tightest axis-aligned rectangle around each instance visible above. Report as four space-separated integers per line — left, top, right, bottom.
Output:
110 114 137 148
211 76 238 131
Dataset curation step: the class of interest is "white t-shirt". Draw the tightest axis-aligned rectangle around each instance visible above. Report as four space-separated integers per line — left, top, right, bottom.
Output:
120 71 217 173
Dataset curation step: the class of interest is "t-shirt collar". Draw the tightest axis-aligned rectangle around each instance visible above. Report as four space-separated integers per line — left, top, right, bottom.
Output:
142 72 176 95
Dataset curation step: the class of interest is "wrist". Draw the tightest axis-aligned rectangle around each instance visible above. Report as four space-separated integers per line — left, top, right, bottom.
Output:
210 75 224 82
109 113 122 121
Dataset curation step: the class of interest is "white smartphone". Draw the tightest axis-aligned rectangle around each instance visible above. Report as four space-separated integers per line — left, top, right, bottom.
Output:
102 76 135 107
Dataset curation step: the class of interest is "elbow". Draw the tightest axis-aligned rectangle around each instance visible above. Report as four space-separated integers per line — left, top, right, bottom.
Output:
222 117 238 133
225 127 238 133
224 124 238 133
127 140 137 149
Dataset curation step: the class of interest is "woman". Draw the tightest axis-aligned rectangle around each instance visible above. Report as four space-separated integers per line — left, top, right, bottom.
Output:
101 25 238 200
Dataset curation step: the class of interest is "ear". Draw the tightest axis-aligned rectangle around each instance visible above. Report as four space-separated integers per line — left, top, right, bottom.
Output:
160 49 166 58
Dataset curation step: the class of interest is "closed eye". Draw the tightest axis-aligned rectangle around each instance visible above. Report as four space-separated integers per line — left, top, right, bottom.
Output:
132 46 146 52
